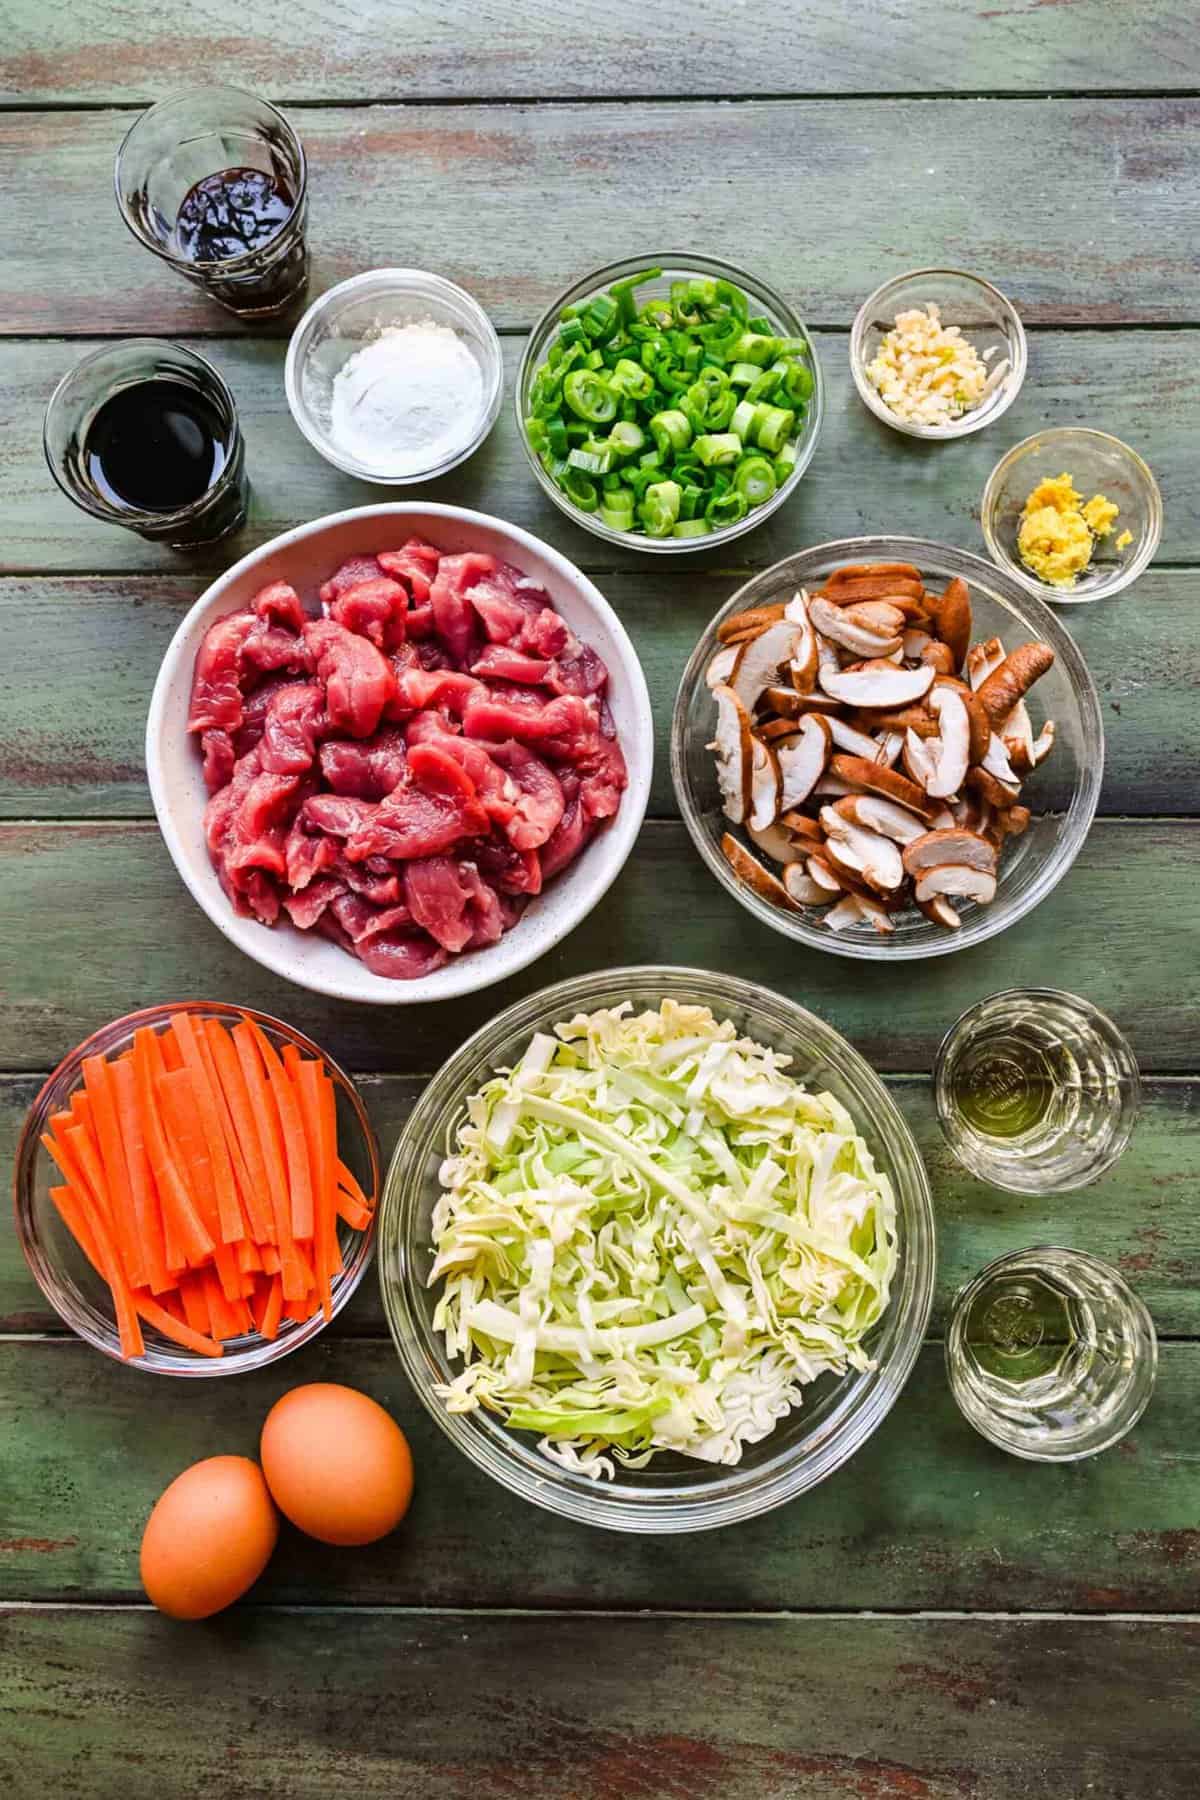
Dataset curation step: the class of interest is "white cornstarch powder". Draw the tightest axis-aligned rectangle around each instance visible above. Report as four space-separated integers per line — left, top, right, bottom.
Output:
330 319 485 474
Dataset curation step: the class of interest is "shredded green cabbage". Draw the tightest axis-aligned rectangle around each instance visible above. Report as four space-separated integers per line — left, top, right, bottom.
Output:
429 1000 898 1478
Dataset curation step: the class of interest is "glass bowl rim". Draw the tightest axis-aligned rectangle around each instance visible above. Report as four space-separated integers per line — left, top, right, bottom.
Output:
515 251 825 555
13 999 381 1377
283 267 505 484
114 83 310 274
670 534 1105 961
849 266 1028 441
376 963 936 1533
980 427 1164 605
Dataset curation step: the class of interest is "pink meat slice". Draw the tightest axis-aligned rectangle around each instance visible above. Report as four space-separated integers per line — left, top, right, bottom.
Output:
409 725 515 825
474 837 543 896
260 682 326 776
342 742 489 862
319 555 383 605
284 818 341 891
189 611 259 734
301 793 376 840
462 688 593 750
304 617 394 738
252 580 306 632
318 728 408 800
470 644 552 684
354 928 448 981
546 641 609 697
430 552 491 664
538 768 594 881
377 539 441 604
488 740 564 850
391 666 482 717
335 856 404 904
576 731 629 822
232 869 282 925
282 874 345 930
404 855 499 954
201 729 235 794
328 576 409 650
330 890 414 945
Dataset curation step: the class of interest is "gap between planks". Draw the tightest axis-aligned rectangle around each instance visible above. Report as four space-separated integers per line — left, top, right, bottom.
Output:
0 1601 1196 1622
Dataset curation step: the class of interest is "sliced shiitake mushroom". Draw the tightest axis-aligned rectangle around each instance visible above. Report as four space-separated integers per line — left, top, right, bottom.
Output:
828 753 937 820
807 855 845 894
709 683 755 825
720 832 800 911
705 644 739 690
902 828 998 878
775 714 831 811
924 576 972 671
923 685 972 800
781 812 826 846
808 595 903 660
824 894 867 931
818 659 936 710
967 636 1006 691
819 805 906 893
918 894 962 930
748 737 782 831
966 764 1021 810
913 864 998 905
975 642 1055 727
717 603 785 644
730 618 804 714
747 816 806 866
784 592 820 693
835 793 928 845
783 864 835 906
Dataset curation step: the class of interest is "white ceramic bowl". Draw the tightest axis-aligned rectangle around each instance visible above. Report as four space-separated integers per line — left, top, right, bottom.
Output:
146 503 653 1005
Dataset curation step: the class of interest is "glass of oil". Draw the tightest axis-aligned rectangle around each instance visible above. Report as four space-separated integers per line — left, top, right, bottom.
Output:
933 988 1140 1193
946 1247 1157 1459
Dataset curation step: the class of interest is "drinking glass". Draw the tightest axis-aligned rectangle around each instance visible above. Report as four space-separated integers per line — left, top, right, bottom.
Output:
44 340 249 547
934 988 1140 1193
115 85 308 318
946 1247 1157 1460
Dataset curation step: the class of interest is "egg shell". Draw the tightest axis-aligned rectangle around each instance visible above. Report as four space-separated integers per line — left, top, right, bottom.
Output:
140 1455 278 1620
260 1383 413 1546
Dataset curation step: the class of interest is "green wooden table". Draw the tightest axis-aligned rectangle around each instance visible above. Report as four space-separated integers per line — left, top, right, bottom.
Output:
2 9 1198 1795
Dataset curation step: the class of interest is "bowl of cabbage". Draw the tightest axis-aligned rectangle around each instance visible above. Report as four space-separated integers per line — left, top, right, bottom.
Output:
378 966 934 1532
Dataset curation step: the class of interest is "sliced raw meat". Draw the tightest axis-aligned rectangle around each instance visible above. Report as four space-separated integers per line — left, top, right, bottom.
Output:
404 855 493 953
284 817 340 891
342 743 489 862
470 644 552 684
540 771 595 880
430 552 491 664
489 740 564 850
334 856 404 905
319 555 383 606
189 611 259 734
328 576 409 650
252 580 305 632
200 729 235 794
377 539 440 604
546 641 609 697
260 682 325 776
282 875 344 930
412 729 516 825
236 869 282 925
391 666 481 716
462 688 592 748
319 729 408 800
522 607 571 660
406 602 435 639
241 623 312 680
577 732 629 822
474 837 543 896
330 890 413 945
301 793 377 840
304 618 394 738
354 928 447 981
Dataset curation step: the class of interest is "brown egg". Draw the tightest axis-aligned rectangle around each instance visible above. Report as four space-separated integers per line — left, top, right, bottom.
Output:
140 1455 278 1620
260 1383 413 1546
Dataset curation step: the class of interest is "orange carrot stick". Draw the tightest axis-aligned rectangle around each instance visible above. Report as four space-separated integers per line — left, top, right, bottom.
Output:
48 1183 102 1274
48 1161 143 1359
232 1023 305 1300
170 1012 243 1245
297 1061 335 1322
132 1293 222 1359
160 1031 184 1071
156 1069 242 1301
336 1158 372 1212
111 1055 172 1294
266 1043 314 1242
260 1243 281 1276
336 1190 373 1231
81 1054 145 1288
133 1032 213 1268
205 1019 275 1244
179 1272 211 1336
253 1274 284 1341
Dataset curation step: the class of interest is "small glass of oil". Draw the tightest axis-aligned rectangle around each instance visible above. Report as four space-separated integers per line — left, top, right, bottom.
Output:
946 1247 1157 1459
933 988 1140 1193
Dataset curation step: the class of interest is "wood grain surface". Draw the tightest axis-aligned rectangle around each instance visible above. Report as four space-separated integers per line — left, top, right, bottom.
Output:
3 101 1199 336
4 332 1193 574
5 1 1200 103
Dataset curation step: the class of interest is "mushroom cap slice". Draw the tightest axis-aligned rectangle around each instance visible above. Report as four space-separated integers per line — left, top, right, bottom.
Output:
808 595 903 660
746 817 804 865
981 731 1020 788
780 811 825 846
709 683 755 824
824 894 867 931
827 715 888 761
999 697 1035 772
925 576 972 670
913 864 999 905
705 644 739 690
966 764 1021 810
943 680 992 767
1031 720 1056 766
919 640 957 677
717 602 785 644
976 642 1055 726
783 864 835 906
967 636 1006 691
823 560 923 587
819 659 936 709
828 753 937 820
835 793 928 845
748 736 782 831
868 702 939 737
775 713 831 811
819 805 905 892
820 571 924 604
924 685 971 800
783 591 820 693
807 855 845 894
855 894 896 935
902 828 998 878
902 726 937 790
903 628 934 661
918 894 962 930
720 832 800 911
730 618 804 714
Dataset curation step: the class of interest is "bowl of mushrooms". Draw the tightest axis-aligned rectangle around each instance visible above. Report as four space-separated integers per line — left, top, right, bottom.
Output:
671 537 1103 959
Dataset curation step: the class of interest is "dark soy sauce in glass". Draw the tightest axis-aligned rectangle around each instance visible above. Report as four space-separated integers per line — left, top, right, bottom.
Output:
86 380 231 514
175 167 295 264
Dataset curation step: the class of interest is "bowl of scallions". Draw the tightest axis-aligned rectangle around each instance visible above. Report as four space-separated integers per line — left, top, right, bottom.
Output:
518 255 824 553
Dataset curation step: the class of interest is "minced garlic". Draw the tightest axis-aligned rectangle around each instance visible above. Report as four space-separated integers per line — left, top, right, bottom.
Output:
1017 472 1123 589
864 303 1008 427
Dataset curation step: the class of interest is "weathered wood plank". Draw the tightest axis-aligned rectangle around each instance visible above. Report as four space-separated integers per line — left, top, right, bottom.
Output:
3 102 1199 335
0 1607 1195 1799
1 1338 1197 1613
0 567 1190 821
5 1075 1195 1337
4 1 1199 103
1 821 1195 1075
3 332 1191 576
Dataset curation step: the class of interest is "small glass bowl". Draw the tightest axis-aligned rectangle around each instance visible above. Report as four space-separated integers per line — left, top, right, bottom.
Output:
516 254 824 555
672 536 1104 961
981 428 1162 605
850 268 1027 440
284 269 504 483
13 1002 380 1376
377 966 934 1534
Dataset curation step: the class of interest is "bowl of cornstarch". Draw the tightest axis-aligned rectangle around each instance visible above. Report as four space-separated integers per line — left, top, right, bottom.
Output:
285 268 504 482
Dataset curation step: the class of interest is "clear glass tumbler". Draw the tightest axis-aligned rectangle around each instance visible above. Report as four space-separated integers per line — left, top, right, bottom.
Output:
115 85 308 318
934 988 1140 1193
44 339 249 547
946 1247 1157 1460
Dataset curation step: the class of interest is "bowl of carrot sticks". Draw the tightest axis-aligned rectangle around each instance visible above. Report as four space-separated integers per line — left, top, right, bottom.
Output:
13 1003 380 1374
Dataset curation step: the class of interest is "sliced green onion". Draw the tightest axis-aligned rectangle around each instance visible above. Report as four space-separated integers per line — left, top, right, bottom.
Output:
731 331 780 366
730 398 758 440
650 409 692 454
563 369 618 425
733 455 778 506
608 419 646 457
672 517 710 538
562 467 599 511
694 432 741 467
639 479 682 538
705 489 750 528
567 445 613 475
754 405 796 455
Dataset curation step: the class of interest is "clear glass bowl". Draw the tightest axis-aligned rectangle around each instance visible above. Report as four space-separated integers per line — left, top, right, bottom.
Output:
377 966 934 1533
284 269 504 482
13 1003 380 1376
516 254 824 555
981 428 1162 605
672 536 1104 961
850 268 1027 440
